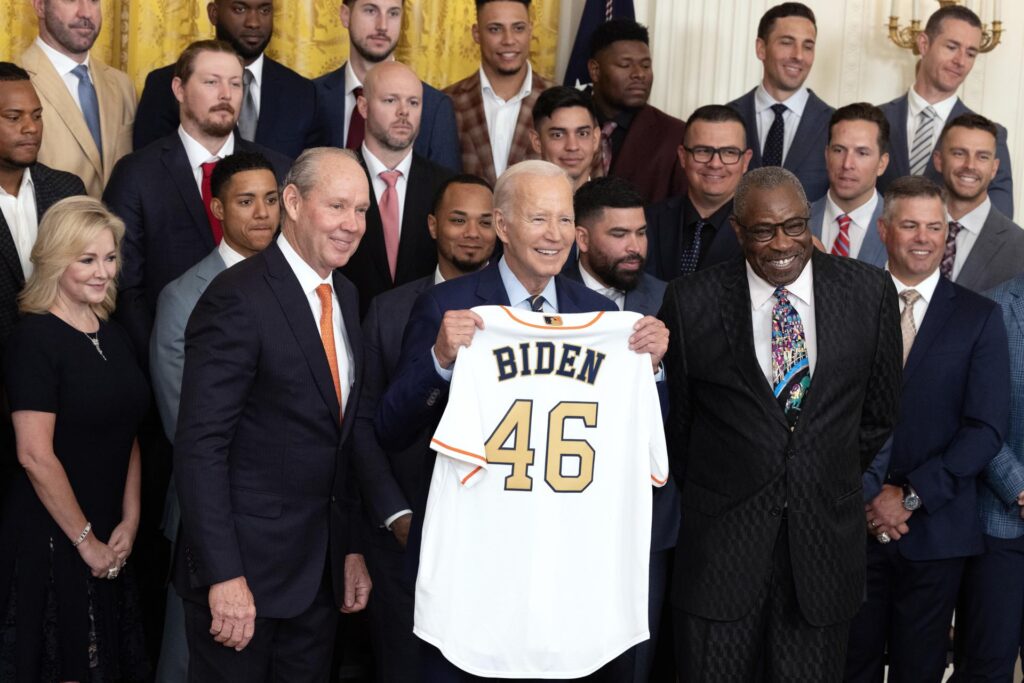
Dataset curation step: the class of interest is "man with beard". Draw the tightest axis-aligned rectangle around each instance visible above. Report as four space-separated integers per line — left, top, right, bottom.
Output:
933 113 1024 293
444 0 553 186
104 40 291 358
316 0 461 172
564 175 678 682
530 86 601 192
133 0 323 159
344 61 454 316
17 0 136 198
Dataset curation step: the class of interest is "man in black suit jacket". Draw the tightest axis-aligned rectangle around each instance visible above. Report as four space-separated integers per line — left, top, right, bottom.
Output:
728 3 833 202
354 174 495 682
660 166 902 681
877 5 1014 218
646 105 752 281
343 62 453 317
175 147 372 681
133 0 322 158
105 41 290 357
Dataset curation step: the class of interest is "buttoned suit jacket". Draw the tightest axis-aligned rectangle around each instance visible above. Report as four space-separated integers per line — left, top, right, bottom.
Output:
809 194 888 268
344 152 454 318
173 240 363 618
133 58 323 159
103 133 291 359
728 87 834 202
315 64 462 172
659 251 902 626
443 69 553 187
955 206 1024 293
643 196 741 281
18 42 136 198
606 104 687 205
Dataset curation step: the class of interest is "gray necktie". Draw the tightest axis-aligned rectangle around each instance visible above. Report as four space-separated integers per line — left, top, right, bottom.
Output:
237 68 258 141
909 107 937 176
71 64 102 157
899 289 922 365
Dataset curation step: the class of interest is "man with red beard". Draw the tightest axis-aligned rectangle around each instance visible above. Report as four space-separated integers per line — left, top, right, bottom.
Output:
104 40 291 358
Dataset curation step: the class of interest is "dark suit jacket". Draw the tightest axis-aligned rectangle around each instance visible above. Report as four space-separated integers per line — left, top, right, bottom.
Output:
956 206 1024 293
607 104 687 205
133 58 323 159
104 134 291 358
729 88 834 202
870 276 1009 561
443 69 553 186
659 251 902 626
644 195 740 280
0 163 85 351
315 64 462 172
879 94 1014 218
344 152 453 317
173 240 363 618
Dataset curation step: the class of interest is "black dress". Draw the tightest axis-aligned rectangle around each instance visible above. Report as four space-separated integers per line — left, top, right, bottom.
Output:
0 313 149 682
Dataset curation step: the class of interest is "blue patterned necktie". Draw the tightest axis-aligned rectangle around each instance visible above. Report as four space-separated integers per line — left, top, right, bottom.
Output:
771 287 811 425
762 103 787 167
529 295 546 313
71 64 102 158
679 219 706 275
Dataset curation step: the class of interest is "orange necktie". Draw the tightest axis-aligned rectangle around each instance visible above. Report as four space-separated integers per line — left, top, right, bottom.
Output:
315 284 343 420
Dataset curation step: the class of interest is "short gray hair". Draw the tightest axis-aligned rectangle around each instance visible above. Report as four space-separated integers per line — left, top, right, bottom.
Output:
493 160 571 216
733 166 808 219
881 175 946 223
284 147 360 197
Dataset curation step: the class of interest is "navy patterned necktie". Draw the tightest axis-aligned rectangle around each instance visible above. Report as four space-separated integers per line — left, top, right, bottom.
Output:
762 103 787 167
771 287 811 425
679 219 706 275
529 295 546 313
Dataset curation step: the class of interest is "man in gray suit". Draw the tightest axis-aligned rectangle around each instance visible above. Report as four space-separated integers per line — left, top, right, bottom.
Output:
810 103 890 268
148 151 280 683
934 113 1024 293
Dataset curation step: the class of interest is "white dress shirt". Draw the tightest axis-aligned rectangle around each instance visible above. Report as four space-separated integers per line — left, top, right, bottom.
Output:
891 267 941 331
177 126 235 193
754 85 810 164
342 61 363 144
906 88 958 161
0 170 38 278
821 190 880 259
946 197 990 281
34 37 90 112
277 233 355 415
480 63 534 177
579 261 625 311
362 143 414 233
433 266 447 285
244 53 264 119
217 239 247 269
747 260 818 384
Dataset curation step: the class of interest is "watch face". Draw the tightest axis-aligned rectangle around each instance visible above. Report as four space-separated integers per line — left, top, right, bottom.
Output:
904 494 921 511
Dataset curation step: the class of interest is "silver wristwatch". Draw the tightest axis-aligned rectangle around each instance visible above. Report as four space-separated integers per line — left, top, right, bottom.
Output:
902 485 921 512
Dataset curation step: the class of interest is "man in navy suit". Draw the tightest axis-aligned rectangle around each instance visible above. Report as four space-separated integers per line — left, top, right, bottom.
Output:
877 5 1013 218
355 174 495 683
375 160 669 679
133 0 323 159
315 0 461 171
104 40 290 358
728 2 833 202
174 147 372 681
810 103 890 268
848 176 1010 683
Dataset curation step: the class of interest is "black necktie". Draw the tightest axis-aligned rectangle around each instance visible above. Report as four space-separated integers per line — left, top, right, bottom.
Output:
762 103 787 167
679 219 707 275
529 295 545 312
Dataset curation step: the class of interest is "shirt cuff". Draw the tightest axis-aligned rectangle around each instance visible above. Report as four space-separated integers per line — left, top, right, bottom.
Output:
431 347 454 381
654 363 665 382
383 510 412 530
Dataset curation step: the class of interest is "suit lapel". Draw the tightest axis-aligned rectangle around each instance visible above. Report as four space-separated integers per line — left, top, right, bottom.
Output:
395 156 435 281
888 95 911 176
1010 281 1024 344
463 75 498 185
507 73 546 167
735 90 762 165
254 60 279 142
333 270 362 438
783 91 827 173
797 253 837 420
857 198 887 267
163 137 216 252
356 151 392 284
91 61 119 171
902 276 956 382
956 208 1005 290
476 262 511 306
0 210 22 286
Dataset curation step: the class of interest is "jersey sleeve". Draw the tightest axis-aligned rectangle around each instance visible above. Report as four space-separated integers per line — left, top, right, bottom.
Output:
430 344 489 488
643 368 670 488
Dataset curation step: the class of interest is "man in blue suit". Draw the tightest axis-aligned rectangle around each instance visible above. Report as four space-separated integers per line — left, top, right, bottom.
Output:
877 5 1014 218
728 2 833 202
133 0 323 159
810 103 890 268
354 174 496 682
315 0 461 171
848 176 1010 683
375 160 669 679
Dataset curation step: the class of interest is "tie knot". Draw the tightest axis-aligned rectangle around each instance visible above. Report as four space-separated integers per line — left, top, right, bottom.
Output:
316 283 333 307
201 160 218 178
837 213 851 228
380 169 402 188
71 64 91 82
900 289 921 306
773 286 791 304
921 106 937 122
771 103 787 116
243 68 254 87
529 294 546 312
601 120 618 137
948 220 963 238
353 86 364 98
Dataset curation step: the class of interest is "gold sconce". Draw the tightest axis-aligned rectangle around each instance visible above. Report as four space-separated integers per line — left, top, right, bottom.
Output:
888 0 1003 54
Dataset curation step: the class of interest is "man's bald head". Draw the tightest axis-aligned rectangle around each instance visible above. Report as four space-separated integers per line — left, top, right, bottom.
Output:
358 61 423 155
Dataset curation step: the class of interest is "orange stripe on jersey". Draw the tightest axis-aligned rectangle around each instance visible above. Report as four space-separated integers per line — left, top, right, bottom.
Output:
431 438 487 463
651 474 668 485
498 306 606 330
460 466 483 485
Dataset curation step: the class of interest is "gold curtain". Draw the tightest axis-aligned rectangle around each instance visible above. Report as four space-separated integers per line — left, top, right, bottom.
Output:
0 0 560 95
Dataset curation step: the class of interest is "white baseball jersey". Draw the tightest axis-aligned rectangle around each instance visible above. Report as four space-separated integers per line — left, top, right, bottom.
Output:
416 305 669 679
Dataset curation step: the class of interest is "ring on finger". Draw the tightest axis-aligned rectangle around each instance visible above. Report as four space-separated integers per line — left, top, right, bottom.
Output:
869 520 879 529
877 531 891 544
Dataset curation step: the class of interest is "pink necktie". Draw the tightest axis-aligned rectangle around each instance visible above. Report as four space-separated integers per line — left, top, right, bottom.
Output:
600 121 617 175
379 170 402 281
831 213 851 257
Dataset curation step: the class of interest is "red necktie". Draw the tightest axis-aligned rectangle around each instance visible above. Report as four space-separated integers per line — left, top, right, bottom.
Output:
200 160 222 244
346 86 365 150
600 120 617 175
831 213 851 257
379 170 402 281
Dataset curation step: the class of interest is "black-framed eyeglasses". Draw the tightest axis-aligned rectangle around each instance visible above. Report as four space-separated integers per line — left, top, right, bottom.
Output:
733 217 810 243
683 145 745 165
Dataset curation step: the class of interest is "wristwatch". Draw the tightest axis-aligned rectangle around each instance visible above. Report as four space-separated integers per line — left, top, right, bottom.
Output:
902 485 921 512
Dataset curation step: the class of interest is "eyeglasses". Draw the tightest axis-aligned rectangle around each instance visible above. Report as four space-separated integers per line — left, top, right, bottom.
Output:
733 217 810 243
683 145 745 165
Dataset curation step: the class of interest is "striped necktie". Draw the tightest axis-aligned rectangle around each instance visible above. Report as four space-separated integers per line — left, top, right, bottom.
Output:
909 106 937 176
831 213 851 257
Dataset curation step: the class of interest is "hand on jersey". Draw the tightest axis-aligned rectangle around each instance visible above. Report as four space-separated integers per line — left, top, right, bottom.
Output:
434 310 485 369
341 553 372 614
629 316 669 374
865 484 912 541
208 576 256 651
